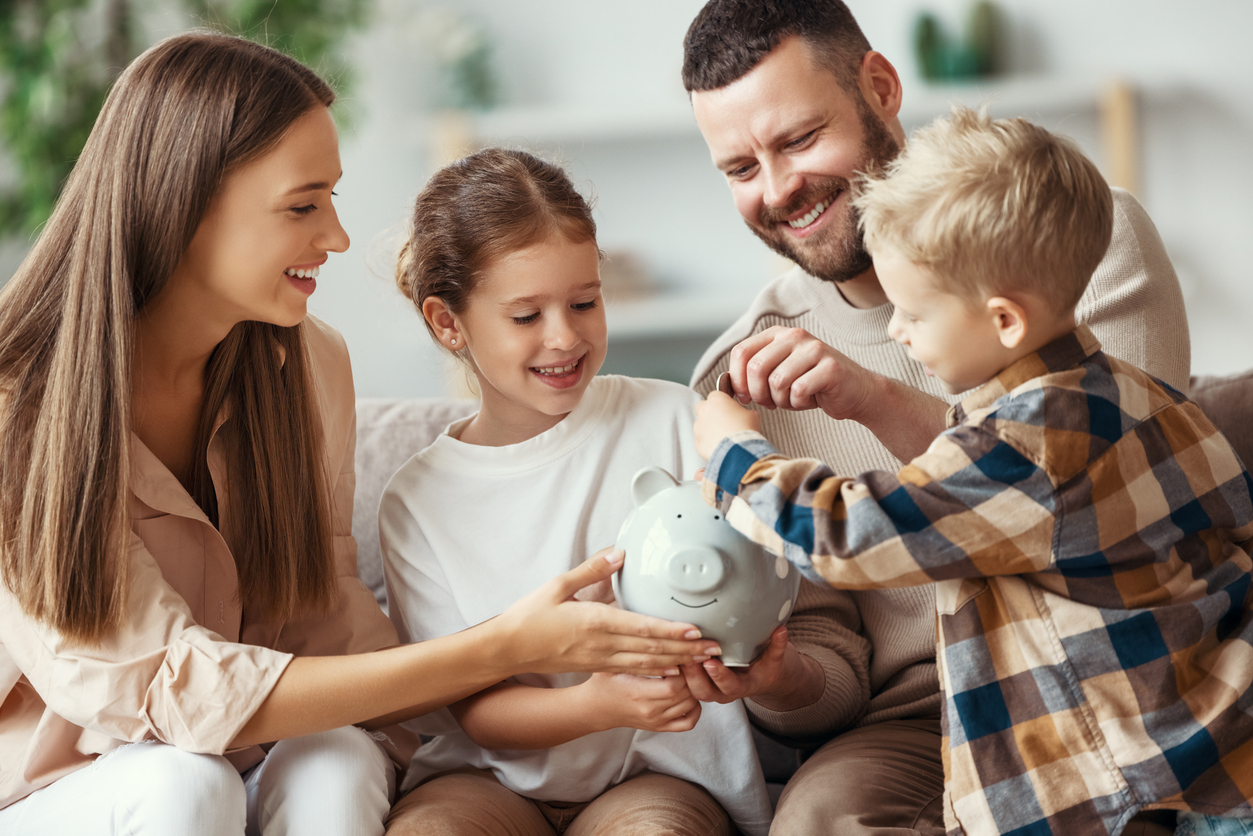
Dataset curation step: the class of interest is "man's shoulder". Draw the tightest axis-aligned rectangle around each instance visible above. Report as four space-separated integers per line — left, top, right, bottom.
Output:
690 265 819 391
1093 186 1171 275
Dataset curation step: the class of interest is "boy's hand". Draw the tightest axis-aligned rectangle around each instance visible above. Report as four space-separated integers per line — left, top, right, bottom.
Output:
694 391 762 461
581 672 702 733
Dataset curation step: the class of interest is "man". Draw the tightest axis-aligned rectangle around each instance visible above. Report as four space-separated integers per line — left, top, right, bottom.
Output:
678 2 1190 834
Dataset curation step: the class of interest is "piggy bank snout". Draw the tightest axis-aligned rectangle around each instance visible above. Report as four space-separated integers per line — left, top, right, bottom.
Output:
665 546 727 594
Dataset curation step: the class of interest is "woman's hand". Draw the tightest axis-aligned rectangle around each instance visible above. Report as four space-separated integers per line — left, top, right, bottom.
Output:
492 548 721 677
578 672 702 733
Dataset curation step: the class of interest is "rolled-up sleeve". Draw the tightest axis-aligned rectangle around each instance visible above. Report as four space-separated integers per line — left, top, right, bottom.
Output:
2 533 292 755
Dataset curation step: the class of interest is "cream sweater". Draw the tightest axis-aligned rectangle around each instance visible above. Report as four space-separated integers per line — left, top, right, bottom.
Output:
691 187 1191 743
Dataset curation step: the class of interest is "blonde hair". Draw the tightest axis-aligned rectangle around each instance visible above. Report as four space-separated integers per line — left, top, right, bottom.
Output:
0 33 339 644
854 105 1113 311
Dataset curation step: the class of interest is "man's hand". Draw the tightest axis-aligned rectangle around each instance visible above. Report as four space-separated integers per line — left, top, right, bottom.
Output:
724 326 875 419
694 391 762 460
680 626 825 711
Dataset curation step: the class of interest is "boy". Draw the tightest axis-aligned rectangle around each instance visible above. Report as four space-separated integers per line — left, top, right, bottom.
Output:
693 107 1253 836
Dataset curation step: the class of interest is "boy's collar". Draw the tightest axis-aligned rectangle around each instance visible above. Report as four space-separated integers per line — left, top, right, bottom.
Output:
950 326 1102 425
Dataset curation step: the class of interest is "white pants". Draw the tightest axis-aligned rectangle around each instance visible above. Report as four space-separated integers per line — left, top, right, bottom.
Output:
0 726 395 836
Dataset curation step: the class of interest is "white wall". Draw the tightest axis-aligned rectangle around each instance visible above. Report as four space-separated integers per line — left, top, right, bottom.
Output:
312 0 1253 397
4 1 1251 394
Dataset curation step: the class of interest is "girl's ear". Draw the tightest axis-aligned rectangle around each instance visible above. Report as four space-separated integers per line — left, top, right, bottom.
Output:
986 296 1029 349
421 296 463 351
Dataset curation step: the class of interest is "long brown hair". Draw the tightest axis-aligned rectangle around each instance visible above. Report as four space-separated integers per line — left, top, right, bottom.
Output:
0 32 338 644
395 148 598 341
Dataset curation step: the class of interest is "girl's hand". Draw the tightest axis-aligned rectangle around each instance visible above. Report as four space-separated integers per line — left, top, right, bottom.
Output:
694 391 762 460
580 672 702 733
493 548 721 677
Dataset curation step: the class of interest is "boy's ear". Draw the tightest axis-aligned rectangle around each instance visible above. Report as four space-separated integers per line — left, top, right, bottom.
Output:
421 296 463 351
986 296 1029 349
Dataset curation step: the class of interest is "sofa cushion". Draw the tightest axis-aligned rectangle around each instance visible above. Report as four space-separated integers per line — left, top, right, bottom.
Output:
353 397 478 612
1189 370 1253 469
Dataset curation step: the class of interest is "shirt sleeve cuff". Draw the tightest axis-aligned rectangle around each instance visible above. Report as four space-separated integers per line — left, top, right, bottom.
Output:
702 430 778 506
143 629 294 755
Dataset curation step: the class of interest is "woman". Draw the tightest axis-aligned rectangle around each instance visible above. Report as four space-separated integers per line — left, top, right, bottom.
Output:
0 33 715 836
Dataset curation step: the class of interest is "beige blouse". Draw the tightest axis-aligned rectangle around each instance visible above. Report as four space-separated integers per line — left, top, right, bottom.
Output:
0 316 414 809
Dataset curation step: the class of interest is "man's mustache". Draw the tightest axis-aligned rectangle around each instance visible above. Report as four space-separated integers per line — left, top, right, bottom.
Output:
757 177 850 227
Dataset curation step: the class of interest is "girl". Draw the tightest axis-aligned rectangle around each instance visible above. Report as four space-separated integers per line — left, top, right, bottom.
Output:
380 148 773 836
0 34 715 836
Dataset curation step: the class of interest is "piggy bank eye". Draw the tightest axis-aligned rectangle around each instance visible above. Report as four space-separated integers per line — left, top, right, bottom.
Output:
714 514 721 520
676 514 682 519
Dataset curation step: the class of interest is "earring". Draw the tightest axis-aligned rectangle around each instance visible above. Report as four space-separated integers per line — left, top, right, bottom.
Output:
450 337 457 347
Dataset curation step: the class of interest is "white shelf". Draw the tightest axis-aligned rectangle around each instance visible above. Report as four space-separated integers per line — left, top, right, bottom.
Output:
899 76 1109 124
423 75 1136 349
434 76 1116 147
604 290 757 340
469 101 699 144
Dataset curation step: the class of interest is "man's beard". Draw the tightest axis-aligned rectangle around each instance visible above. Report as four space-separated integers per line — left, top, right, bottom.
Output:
745 102 900 284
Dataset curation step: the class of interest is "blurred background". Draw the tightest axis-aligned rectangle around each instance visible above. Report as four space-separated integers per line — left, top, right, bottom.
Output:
1 0 1250 398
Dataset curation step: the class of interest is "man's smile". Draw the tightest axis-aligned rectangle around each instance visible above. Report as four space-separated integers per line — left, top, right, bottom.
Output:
787 194 835 230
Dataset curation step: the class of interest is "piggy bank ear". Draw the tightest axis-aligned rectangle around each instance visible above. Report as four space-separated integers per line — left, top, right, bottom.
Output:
631 466 680 508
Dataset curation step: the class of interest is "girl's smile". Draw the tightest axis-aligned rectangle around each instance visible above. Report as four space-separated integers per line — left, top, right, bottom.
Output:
531 355 587 388
447 235 607 447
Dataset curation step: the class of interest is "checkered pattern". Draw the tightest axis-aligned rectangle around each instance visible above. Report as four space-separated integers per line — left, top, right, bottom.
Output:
703 327 1253 836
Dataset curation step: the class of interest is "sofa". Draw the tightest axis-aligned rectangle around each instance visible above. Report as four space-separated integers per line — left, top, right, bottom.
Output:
349 369 1253 785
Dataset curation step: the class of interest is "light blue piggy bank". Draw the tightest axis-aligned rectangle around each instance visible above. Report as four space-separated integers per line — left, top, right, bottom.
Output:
612 466 801 667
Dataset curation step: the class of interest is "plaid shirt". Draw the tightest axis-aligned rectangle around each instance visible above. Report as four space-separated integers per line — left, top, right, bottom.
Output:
704 327 1253 836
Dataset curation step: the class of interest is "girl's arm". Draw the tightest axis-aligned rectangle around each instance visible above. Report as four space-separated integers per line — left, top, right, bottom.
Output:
233 551 718 746
450 672 702 751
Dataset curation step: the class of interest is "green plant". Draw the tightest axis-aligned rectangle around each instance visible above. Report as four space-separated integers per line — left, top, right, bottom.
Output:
913 1 1003 82
0 0 371 238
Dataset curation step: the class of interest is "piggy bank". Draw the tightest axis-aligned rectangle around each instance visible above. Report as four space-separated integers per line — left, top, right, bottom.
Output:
612 466 801 667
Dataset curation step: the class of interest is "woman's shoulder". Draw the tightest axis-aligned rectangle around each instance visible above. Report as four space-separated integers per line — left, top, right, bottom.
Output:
299 315 355 466
302 314 351 378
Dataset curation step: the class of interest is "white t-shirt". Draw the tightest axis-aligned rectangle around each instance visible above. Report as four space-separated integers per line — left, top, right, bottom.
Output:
380 374 772 836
